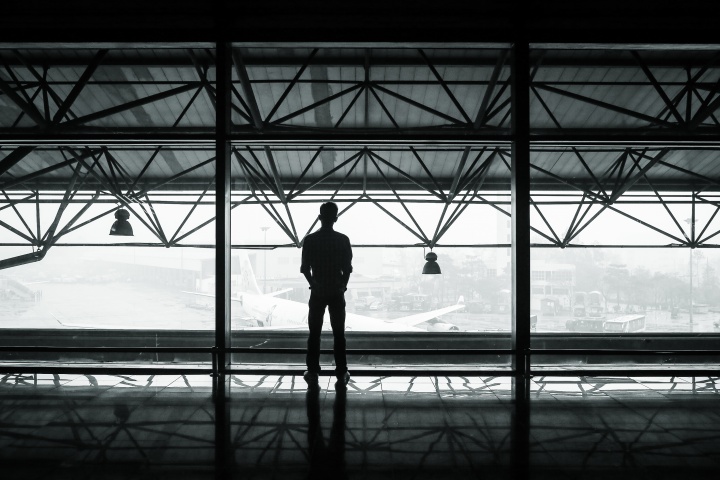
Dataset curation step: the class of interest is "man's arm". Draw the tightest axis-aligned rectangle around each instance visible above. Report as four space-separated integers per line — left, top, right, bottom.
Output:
341 237 353 290
300 239 315 289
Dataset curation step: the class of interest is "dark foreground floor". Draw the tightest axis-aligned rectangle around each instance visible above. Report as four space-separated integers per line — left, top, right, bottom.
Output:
1 373 719 479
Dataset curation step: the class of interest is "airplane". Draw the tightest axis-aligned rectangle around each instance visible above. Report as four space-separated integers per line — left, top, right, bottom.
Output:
185 254 465 333
0 275 44 302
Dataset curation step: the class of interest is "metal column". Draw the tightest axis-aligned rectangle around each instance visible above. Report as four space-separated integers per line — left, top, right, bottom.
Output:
215 41 232 375
214 39 233 480
511 39 531 479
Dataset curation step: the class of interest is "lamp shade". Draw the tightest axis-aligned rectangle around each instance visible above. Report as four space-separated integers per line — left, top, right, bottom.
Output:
109 209 134 236
422 251 441 274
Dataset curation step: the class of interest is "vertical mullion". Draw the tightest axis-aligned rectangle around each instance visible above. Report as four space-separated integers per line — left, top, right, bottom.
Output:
510 40 530 480
511 42 531 378
215 41 232 374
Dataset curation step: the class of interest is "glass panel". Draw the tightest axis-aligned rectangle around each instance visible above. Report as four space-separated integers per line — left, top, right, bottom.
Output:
0 145 216 366
529 144 720 369
0 42 217 367
230 143 512 369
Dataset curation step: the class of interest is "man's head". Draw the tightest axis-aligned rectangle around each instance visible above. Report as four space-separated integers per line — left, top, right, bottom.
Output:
318 202 338 227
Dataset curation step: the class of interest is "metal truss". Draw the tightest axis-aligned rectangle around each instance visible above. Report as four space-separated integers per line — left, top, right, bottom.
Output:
3 46 720 142
0 143 518 262
529 146 720 248
0 46 513 140
232 144 512 248
0 146 219 267
231 46 512 134
0 47 214 135
531 48 720 137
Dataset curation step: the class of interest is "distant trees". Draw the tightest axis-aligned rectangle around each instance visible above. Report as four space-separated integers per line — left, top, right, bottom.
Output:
649 272 687 309
698 263 720 306
603 263 629 308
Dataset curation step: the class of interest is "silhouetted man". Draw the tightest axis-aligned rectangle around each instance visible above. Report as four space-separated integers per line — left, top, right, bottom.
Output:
301 202 352 387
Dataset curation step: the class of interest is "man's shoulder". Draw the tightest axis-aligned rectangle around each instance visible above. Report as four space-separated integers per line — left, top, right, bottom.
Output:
333 230 350 242
306 229 350 242
304 230 320 241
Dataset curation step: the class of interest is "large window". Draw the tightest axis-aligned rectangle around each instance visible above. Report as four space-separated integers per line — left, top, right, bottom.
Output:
528 45 720 370
1 42 719 372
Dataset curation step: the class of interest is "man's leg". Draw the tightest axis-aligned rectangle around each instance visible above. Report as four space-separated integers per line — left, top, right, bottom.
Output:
306 293 326 375
327 293 347 377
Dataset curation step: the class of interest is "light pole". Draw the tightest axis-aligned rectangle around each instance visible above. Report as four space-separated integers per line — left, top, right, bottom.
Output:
684 217 697 326
690 249 694 325
261 226 270 293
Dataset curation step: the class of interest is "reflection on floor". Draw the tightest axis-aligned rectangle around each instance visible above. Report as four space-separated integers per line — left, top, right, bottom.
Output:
1 373 719 479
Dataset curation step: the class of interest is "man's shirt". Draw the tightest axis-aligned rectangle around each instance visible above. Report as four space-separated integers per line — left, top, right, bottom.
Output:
301 228 352 294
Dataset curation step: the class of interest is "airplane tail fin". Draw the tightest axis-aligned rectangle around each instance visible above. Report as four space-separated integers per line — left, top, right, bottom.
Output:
238 253 263 295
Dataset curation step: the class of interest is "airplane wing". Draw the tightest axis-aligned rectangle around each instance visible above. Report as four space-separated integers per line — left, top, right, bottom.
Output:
265 288 293 297
182 291 243 302
182 289 291 300
386 302 465 328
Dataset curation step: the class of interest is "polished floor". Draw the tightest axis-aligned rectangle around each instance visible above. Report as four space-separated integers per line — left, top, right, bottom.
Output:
1 373 719 479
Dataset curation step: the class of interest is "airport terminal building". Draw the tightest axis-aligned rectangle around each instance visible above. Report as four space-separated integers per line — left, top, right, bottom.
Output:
1 2 720 478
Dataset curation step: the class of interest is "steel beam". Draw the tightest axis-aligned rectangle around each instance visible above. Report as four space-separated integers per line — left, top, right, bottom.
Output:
511 41 531 379
367 149 445 200
271 83 363 126
6 52 720 70
631 50 684 125
53 49 107 124
63 84 197 126
418 48 472 124
335 84 366 128
511 40 532 479
231 48 263 130
0 65 48 128
287 147 323 198
369 84 400 128
188 49 217 113
475 49 509 128
608 149 669 203
235 153 297 242
169 175 216 244
448 146 471 201
371 83 465 126
533 82 674 128
367 153 429 244
216 41 232 373
264 48 318 123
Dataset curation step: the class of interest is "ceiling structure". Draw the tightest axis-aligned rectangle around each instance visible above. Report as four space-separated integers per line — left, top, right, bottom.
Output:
0 3 719 267
2 43 720 258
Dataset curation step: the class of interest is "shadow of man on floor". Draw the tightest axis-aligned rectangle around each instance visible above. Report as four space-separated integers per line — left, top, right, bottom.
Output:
305 384 347 479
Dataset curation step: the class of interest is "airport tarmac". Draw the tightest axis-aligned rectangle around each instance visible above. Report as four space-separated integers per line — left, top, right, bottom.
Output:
0 281 215 330
2 281 720 334
371 309 720 333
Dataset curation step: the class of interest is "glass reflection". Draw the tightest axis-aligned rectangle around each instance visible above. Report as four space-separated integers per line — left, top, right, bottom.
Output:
306 384 347 479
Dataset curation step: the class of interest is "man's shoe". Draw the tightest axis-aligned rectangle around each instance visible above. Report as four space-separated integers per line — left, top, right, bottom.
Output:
303 371 319 385
336 371 350 387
